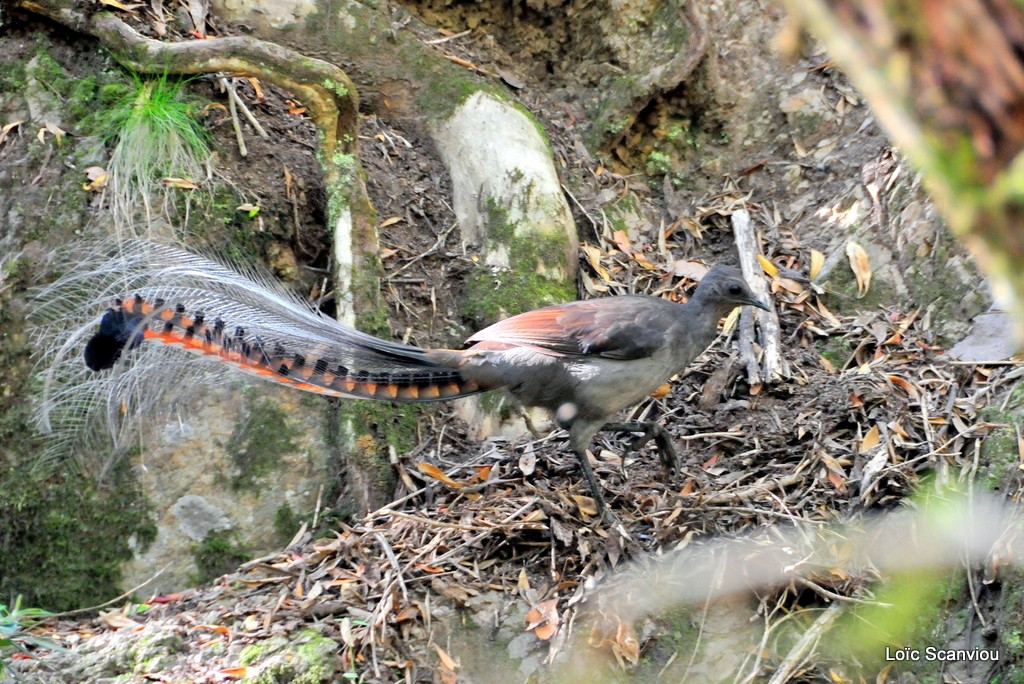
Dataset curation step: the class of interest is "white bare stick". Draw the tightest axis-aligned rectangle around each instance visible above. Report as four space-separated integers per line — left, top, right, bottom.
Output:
732 208 784 383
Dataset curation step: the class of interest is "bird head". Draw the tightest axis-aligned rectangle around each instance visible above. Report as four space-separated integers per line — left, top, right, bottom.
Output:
693 265 770 315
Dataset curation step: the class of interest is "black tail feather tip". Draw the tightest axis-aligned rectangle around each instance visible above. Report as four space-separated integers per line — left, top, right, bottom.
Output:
84 308 145 371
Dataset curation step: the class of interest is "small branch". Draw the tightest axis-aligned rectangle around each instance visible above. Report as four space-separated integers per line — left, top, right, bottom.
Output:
222 77 248 157
766 602 845 684
696 472 804 505
732 208 784 383
45 564 171 618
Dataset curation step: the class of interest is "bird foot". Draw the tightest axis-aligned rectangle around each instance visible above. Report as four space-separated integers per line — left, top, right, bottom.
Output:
600 421 680 475
574 449 617 524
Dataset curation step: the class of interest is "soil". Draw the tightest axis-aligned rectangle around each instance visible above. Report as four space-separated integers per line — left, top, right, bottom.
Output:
1 1 1021 683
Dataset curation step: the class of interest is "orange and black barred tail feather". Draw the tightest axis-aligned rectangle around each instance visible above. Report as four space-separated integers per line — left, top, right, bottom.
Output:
87 294 495 403
83 306 146 371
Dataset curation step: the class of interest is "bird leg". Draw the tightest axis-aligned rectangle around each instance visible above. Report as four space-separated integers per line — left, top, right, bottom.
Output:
574 449 615 523
600 421 680 475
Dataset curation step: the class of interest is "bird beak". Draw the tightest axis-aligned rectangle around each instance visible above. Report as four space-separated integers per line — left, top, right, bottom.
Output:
746 296 771 312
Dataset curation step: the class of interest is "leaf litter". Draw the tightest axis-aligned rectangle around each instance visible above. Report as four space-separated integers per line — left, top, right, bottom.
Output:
14 180 1022 682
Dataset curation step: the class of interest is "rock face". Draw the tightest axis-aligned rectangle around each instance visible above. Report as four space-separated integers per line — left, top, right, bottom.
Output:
121 386 330 593
433 91 578 281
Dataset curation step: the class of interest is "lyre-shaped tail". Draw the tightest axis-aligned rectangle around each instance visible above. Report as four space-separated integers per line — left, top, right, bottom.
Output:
85 292 484 401
30 240 491 464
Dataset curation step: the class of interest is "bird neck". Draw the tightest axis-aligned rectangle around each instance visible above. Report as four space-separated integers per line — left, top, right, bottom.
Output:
680 291 731 345
686 288 734 322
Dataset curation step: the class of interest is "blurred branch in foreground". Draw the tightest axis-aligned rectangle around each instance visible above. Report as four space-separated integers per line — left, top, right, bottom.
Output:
548 489 1020 681
780 0 1024 341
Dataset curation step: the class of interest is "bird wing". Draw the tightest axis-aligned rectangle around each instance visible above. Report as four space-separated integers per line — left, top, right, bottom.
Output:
465 296 674 360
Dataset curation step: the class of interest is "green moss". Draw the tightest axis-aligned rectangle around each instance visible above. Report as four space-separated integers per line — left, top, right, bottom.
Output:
460 199 576 325
227 397 300 492
646 149 672 176
349 251 389 339
462 268 575 325
128 631 184 674
240 629 338 683
0 458 157 611
273 503 301 545
191 530 250 585
816 337 853 369
321 78 349 98
343 400 421 458
827 568 957 672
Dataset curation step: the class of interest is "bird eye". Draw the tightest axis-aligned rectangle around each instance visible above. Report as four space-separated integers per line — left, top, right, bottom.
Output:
728 284 743 296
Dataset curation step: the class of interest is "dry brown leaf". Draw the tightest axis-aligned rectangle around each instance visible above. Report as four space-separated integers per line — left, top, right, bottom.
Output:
809 249 825 280
519 449 537 476
245 77 265 102
196 624 231 638
679 480 695 496
826 469 847 492
433 644 458 678
379 216 404 228
613 230 634 255
416 463 462 488
845 241 871 297
815 300 842 327
163 177 200 190
219 666 254 679
859 424 880 453
98 610 143 630
673 260 709 280
550 517 574 545
37 121 66 144
393 605 420 623
0 120 24 146
886 374 919 397
573 494 598 516
614 622 640 665
517 567 531 594
98 0 145 10
467 465 492 484
649 383 671 399
83 166 108 192
434 643 458 684
757 254 779 277
793 136 808 158
876 663 896 684
431 578 476 604
524 598 560 640
581 244 611 282
777 277 805 294
633 252 656 270
722 306 741 333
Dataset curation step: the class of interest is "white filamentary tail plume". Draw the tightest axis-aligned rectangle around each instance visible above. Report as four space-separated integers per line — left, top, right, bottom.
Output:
29 239 485 475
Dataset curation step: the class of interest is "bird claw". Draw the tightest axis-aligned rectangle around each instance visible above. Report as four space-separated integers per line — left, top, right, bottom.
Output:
601 421 680 476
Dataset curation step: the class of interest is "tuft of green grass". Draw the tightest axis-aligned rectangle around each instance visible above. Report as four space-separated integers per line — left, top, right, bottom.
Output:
0 596 63 675
104 72 211 237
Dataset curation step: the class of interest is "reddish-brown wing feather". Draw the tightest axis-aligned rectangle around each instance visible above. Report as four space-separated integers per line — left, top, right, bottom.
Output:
466 295 675 360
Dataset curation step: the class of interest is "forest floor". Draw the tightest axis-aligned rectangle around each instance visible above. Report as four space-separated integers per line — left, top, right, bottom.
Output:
2 1 1023 683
